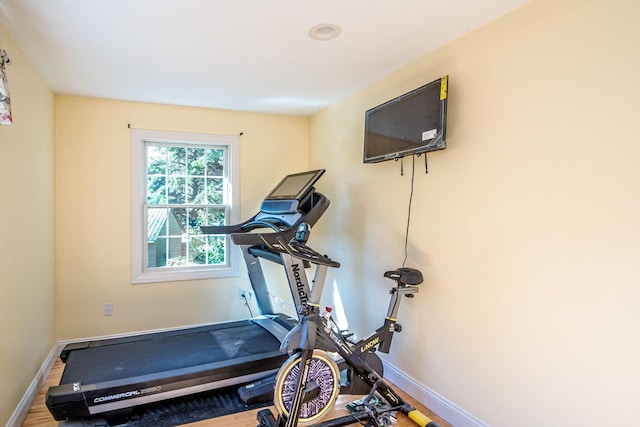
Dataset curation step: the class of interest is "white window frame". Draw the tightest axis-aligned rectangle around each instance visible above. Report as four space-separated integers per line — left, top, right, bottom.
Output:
130 129 240 284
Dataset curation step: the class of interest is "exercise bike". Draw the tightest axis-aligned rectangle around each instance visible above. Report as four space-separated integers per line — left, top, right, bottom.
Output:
254 223 440 427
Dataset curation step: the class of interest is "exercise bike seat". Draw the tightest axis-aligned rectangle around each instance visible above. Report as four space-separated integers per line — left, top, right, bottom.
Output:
384 267 423 286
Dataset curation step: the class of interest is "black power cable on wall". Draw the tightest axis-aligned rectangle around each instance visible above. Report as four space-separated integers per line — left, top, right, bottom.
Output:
401 155 418 268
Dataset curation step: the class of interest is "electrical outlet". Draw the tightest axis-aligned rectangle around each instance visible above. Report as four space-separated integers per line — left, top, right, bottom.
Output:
104 303 114 316
238 289 252 300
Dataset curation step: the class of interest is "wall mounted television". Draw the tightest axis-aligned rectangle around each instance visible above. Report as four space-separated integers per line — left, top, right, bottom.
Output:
363 75 448 163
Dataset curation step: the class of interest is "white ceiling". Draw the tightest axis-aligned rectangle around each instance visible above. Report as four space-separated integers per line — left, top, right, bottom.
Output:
0 0 530 115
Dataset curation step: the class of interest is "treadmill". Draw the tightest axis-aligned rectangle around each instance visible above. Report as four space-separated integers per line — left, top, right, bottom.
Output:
46 169 330 422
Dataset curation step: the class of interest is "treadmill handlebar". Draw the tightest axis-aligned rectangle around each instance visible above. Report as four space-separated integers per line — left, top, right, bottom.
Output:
201 191 329 248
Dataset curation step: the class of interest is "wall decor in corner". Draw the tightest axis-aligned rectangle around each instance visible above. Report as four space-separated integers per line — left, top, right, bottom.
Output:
0 49 12 125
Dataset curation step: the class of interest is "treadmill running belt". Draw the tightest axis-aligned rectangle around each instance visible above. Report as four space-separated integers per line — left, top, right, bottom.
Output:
61 322 280 384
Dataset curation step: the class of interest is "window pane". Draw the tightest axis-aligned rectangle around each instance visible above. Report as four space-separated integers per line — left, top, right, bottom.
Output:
147 176 166 204
207 178 224 204
147 207 168 238
167 146 186 176
152 237 167 267
167 177 186 204
188 148 206 176
169 208 187 236
207 207 226 226
147 145 167 174
189 236 207 265
188 177 205 204
167 237 186 266
208 235 226 264
206 149 224 176
187 207 205 235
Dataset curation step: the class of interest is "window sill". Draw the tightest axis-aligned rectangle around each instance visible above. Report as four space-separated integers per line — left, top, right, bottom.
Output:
131 265 239 284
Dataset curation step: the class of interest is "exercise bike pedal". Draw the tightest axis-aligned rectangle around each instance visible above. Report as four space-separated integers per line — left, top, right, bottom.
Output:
365 406 398 427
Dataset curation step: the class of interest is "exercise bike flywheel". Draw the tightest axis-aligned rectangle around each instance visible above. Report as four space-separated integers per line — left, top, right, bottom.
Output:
273 350 341 426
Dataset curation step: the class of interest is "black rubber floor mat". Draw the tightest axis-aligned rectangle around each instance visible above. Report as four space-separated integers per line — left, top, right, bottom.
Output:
60 384 271 427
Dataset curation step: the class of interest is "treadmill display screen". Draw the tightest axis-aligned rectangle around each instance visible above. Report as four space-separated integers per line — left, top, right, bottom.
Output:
265 169 325 201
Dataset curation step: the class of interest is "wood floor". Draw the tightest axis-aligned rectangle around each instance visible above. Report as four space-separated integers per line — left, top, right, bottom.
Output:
22 359 451 427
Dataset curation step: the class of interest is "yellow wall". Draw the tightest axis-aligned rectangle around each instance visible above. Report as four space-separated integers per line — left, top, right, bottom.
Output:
0 25 55 425
55 96 308 339
310 0 640 425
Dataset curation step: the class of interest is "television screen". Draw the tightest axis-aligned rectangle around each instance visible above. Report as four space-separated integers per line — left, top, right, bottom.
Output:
363 75 448 163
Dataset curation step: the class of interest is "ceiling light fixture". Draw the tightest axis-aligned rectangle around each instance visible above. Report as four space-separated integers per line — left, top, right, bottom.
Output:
308 23 342 41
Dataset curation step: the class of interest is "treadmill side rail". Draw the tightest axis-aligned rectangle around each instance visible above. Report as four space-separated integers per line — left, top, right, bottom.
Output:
252 316 292 342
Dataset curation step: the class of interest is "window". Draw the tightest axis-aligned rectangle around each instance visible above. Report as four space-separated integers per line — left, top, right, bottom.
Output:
131 129 239 283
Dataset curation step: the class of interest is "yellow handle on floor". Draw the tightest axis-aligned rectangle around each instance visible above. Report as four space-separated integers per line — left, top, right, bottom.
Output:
408 409 440 427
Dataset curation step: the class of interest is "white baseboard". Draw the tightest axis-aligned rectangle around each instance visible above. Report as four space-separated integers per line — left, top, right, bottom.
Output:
382 361 488 427
7 343 61 427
